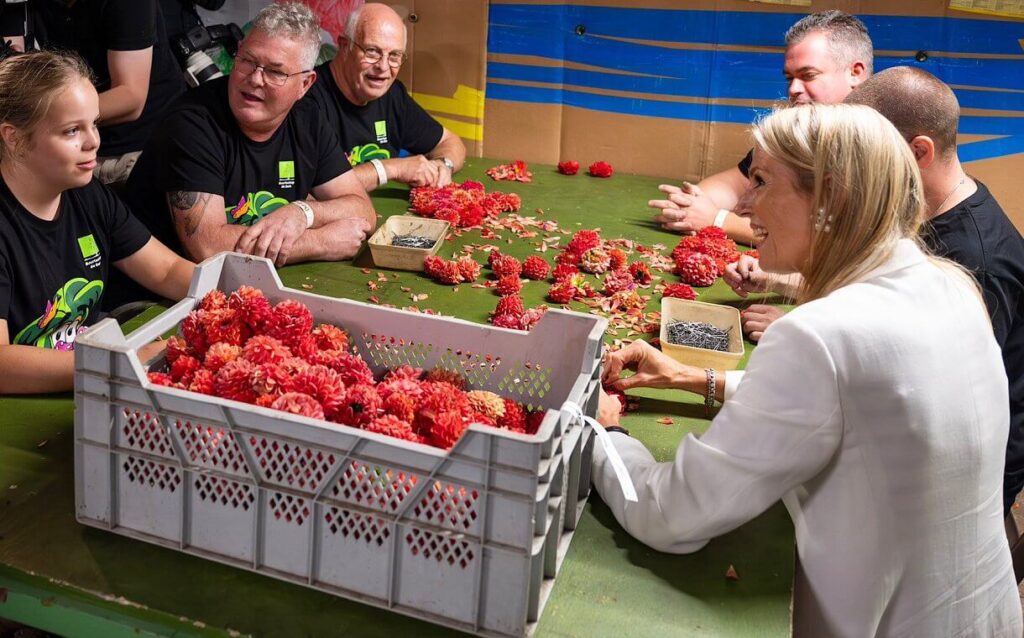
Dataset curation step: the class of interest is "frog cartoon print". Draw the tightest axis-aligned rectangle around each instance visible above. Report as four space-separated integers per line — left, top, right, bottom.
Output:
225 190 290 226
13 278 104 350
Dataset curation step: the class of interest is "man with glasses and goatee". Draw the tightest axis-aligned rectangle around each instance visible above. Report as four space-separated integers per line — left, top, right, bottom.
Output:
307 3 466 193
123 2 374 276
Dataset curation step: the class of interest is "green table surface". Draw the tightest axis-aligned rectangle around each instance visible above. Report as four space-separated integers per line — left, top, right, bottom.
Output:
0 159 794 637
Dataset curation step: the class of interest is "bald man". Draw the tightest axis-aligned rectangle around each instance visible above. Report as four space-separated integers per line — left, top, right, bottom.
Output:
848 67 1024 520
306 3 466 192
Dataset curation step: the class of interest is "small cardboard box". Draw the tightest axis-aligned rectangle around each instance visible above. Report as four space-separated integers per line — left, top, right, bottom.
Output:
367 215 450 271
660 297 744 370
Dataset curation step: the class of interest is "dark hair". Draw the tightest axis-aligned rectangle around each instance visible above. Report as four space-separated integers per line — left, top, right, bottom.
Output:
0 50 94 160
785 10 874 74
844 66 959 158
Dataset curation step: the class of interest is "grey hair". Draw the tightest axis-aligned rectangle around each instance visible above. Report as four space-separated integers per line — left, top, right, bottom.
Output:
342 6 361 44
785 10 874 75
342 5 407 48
250 2 322 69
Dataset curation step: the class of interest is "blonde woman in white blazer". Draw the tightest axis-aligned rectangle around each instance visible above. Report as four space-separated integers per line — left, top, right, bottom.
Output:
596 104 1022 637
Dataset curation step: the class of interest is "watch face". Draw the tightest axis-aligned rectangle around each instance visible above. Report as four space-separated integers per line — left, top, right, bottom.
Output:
442 158 454 171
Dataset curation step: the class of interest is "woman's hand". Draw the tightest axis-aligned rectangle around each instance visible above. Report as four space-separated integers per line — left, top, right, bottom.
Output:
597 388 623 426
603 341 697 391
740 305 785 342
724 253 772 298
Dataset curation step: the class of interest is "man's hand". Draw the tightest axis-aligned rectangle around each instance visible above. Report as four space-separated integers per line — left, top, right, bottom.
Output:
391 155 445 187
648 182 720 234
724 254 772 298
234 204 308 266
740 305 785 342
317 216 372 261
603 340 692 391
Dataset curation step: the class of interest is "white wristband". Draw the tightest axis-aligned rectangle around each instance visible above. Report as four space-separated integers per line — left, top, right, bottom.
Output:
292 200 314 228
369 159 388 187
713 209 730 228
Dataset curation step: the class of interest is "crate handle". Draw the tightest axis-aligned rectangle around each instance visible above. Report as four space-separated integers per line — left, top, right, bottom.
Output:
122 298 195 351
561 401 637 502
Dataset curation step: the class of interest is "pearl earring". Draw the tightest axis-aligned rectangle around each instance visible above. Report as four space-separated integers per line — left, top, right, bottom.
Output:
815 207 833 233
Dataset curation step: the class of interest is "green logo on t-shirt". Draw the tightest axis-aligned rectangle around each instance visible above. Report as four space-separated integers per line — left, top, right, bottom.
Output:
347 143 391 167
374 120 388 144
78 234 98 258
77 234 101 269
278 160 295 188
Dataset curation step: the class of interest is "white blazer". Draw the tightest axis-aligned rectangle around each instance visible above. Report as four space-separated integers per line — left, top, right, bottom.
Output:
594 240 1022 637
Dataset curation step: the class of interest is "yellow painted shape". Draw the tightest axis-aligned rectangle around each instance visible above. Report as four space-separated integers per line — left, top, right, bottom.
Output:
433 115 483 141
410 84 485 120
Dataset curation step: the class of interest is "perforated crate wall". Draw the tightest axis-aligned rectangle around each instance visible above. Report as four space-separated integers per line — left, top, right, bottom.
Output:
74 253 605 637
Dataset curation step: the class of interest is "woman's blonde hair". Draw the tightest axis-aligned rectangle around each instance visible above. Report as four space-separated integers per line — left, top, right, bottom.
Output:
752 103 927 302
0 50 94 161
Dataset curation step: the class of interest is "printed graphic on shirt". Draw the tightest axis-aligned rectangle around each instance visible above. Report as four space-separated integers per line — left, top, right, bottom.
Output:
374 120 388 144
278 161 295 189
346 143 391 167
225 190 289 226
78 233 102 269
13 278 104 351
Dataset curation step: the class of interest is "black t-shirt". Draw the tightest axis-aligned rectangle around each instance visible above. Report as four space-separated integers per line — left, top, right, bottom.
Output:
0 175 150 350
23 0 187 156
737 149 753 178
158 0 202 41
124 77 350 256
305 65 443 166
921 180 1024 514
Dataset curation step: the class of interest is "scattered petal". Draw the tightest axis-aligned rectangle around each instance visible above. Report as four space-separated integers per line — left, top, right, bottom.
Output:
656 417 674 425
725 565 739 581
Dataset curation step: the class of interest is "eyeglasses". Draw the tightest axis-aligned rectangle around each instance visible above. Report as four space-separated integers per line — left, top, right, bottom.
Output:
351 40 405 68
234 55 312 87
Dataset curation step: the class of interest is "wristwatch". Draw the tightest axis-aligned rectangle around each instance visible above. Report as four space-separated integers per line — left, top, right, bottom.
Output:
439 157 454 172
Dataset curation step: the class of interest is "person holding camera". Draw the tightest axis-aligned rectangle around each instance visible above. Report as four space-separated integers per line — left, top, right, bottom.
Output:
1 0 187 187
0 51 194 393
306 3 466 192
123 2 374 275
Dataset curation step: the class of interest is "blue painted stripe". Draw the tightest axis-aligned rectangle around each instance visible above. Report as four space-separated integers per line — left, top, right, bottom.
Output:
489 59 1024 108
487 82 1024 136
489 24 1024 92
486 82 767 124
490 4 1024 55
959 136 1024 162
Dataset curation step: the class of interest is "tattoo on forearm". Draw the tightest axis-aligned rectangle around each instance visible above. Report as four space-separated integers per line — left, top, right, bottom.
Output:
168 191 197 211
167 191 210 238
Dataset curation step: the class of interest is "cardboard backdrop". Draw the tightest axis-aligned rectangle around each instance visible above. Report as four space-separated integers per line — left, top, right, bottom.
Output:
201 1 1024 229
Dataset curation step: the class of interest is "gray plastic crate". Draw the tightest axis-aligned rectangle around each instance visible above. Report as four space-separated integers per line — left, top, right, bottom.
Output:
74 253 606 637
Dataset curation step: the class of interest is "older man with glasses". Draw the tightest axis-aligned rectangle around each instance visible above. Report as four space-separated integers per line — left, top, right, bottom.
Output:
121 2 374 283
306 3 466 192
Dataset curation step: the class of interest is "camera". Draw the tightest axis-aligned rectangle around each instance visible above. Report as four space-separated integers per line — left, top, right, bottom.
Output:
0 38 18 61
0 0 27 61
173 23 242 88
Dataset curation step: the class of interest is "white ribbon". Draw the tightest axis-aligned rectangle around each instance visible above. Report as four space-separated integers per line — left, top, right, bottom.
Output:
562 401 638 502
